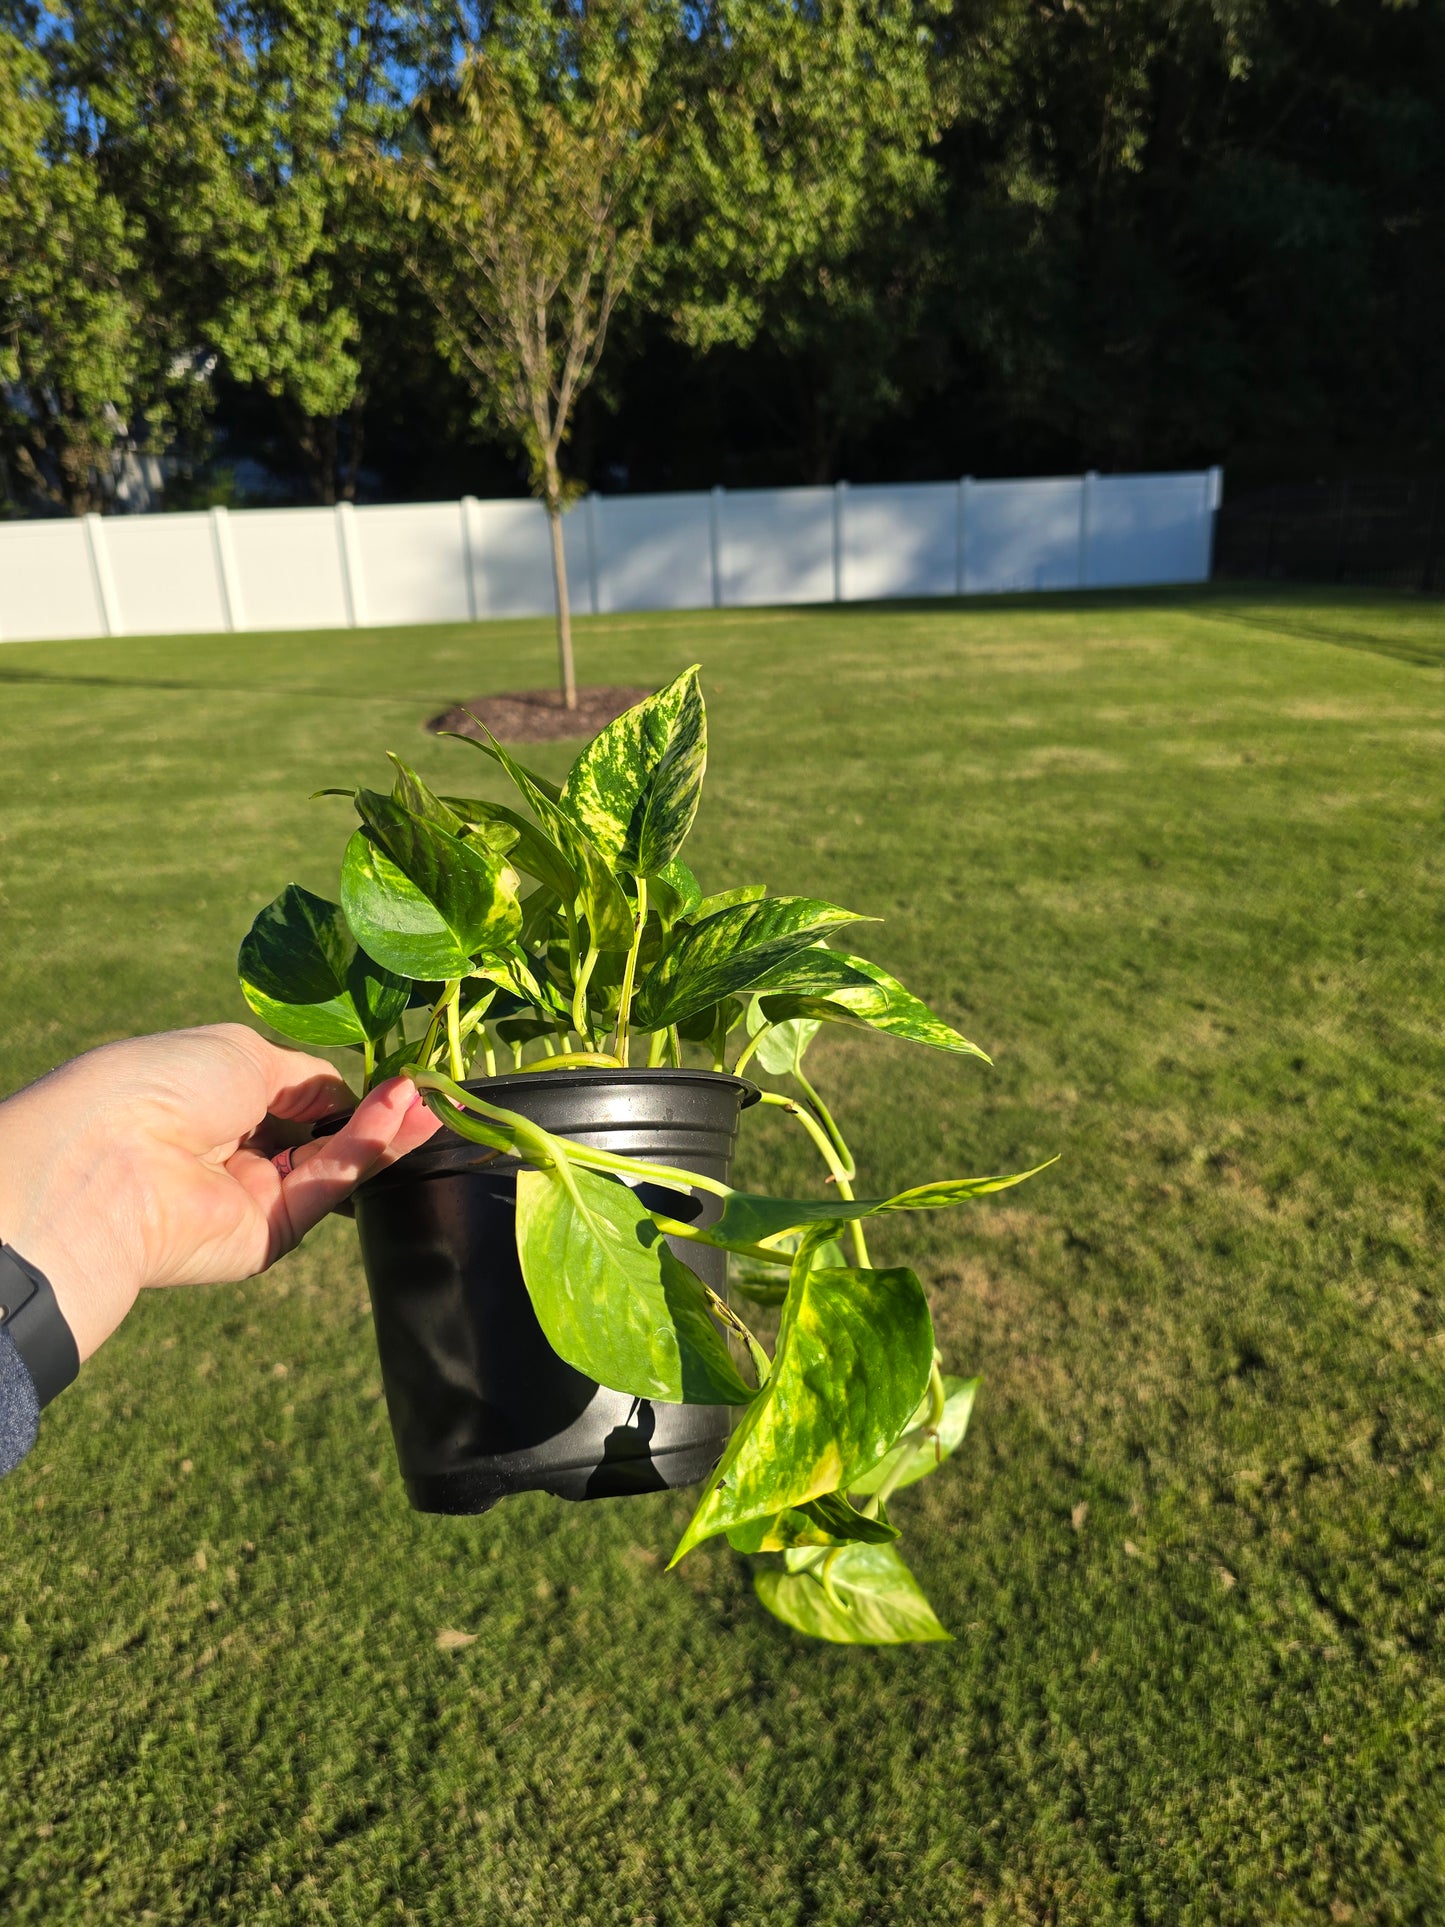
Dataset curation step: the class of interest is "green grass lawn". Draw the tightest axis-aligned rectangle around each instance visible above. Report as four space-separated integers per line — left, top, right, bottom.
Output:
1 585 1442 1924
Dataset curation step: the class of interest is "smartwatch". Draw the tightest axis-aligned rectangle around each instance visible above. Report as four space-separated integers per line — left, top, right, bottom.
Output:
0 1245 79 1408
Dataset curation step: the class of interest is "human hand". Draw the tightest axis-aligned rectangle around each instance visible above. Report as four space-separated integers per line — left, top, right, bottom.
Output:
0 1024 439 1364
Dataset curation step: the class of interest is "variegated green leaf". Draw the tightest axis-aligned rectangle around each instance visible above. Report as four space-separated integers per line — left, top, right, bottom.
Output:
634 897 869 1031
340 810 519 981
756 1543 951 1645
850 1376 980 1496
514 1164 756 1406
238 883 408 1047
670 1264 934 1563
651 856 702 928
561 665 707 877
755 948 989 1061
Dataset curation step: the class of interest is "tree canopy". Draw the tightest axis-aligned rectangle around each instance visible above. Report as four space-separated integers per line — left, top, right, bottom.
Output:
1 0 1440 517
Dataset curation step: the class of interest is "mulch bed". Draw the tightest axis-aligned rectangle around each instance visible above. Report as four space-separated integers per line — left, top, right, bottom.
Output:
426 686 650 744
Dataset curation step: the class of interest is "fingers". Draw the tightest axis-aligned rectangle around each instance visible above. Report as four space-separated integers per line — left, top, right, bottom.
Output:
276 1077 441 1248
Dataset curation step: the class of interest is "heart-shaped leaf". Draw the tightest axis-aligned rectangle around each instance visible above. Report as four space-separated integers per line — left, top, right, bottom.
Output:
634 898 868 1031
514 1164 756 1406
341 817 519 982
670 1263 934 1563
755 1543 951 1644
239 884 409 1047
850 1376 980 1496
561 666 707 877
755 949 989 1061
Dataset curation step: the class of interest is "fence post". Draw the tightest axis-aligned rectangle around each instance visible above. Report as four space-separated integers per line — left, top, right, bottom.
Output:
709 485 724 608
1078 470 1097 590
458 497 479 620
956 477 973 595
83 513 122 637
335 501 366 627
1205 466 1224 580
209 505 245 631
833 479 848 603
586 494 601 616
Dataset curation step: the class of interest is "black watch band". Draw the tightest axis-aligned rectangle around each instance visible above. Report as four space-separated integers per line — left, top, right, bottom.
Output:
0 1245 79 1408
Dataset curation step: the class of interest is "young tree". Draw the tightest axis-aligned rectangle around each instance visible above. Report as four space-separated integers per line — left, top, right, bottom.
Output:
399 0 945 704
400 16 663 708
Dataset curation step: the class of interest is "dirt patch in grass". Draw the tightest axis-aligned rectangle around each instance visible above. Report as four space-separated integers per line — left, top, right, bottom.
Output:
427 685 650 743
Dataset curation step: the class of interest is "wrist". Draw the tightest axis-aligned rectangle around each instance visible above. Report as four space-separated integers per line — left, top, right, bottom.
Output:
0 1087 141 1364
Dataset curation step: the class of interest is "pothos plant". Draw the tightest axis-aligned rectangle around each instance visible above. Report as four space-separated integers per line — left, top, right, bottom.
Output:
237 666 1048 1644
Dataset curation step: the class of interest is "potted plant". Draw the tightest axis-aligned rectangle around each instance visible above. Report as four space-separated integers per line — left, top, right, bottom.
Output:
237 668 1047 1643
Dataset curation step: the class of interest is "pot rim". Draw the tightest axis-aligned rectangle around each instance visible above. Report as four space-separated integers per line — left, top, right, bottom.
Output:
311 1063 760 1138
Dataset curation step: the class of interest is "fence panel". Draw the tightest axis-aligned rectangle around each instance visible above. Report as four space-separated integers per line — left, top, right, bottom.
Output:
842 482 957 600
228 507 350 631
468 499 555 621
591 494 714 614
355 502 471 626
719 487 835 606
0 520 104 641
102 512 229 635
965 478 1084 593
0 468 1221 643
1086 472 1214 588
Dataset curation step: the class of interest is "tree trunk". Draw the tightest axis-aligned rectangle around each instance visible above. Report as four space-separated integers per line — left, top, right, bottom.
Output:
545 481 577 710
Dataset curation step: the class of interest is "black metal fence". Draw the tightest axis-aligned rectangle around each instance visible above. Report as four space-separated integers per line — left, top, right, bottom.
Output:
1213 476 1445 593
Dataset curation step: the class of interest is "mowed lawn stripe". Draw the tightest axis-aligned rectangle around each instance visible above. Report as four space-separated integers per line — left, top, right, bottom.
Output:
0 584 1441 1924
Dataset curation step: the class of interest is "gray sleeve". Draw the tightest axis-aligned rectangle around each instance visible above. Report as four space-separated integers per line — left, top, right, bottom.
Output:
0 1326 40 1475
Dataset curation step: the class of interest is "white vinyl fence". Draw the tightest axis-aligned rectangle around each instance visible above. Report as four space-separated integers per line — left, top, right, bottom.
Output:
0 468 1222 644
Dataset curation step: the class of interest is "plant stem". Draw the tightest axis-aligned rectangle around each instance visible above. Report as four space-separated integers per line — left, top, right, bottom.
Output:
363 1037 376 1088
571 943 599 1040
445 982 465 1081
612 875 647 1064
646 1028 667 1066
731 1029 763 1077
758 1093 872 1266
794 1069 856 1180
526 1050 623 1072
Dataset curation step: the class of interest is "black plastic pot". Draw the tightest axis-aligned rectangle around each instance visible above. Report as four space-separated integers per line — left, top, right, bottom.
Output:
326 1068 758 1516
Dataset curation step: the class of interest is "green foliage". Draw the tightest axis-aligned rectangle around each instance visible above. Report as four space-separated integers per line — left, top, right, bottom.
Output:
561 664 707 877
669 1258 935 1564
238 883 408 1047
755 1543 952 1645
513 1163 754 1407
237 666 1023 1640
0 25 182 513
